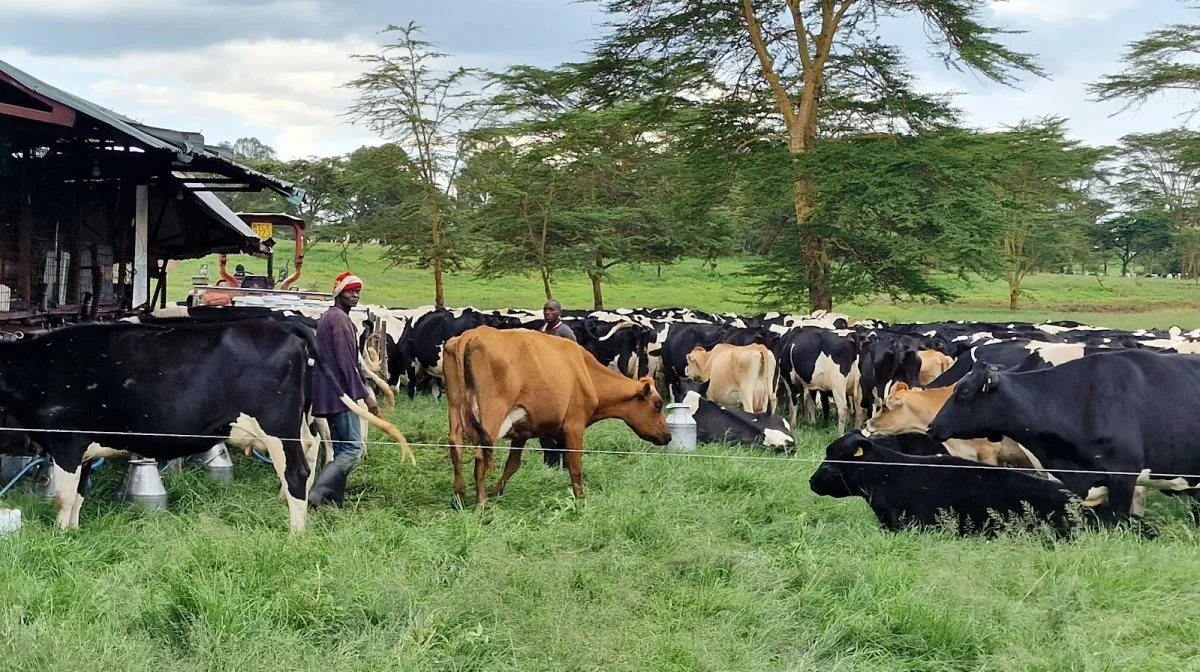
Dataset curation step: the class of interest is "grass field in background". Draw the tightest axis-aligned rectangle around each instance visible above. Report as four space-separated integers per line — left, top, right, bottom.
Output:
174 241 1200 330
6 243 1200 669
5 399 1200 671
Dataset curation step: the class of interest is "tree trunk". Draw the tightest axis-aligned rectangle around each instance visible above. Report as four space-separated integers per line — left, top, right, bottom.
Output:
1121 258 1130 277
433 257 445 309
1008 282 1019 311
794 175 832 312
431 209 445 309
540 267 552 301
589 272 604 310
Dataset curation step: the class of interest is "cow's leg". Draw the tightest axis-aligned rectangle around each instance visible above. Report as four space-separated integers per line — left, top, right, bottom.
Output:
1097 474 1138 526
69 461 94 529
474 444 495 505
301 418 320 497
229 415 308 533
53 461 81 530
563 428 586 499
830 376 850 432
489 438 526 497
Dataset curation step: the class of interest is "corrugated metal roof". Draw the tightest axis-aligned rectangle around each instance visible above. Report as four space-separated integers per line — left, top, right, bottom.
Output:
0 58 305 205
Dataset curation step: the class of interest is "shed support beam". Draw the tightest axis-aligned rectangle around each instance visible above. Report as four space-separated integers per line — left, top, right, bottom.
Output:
132 185 149 309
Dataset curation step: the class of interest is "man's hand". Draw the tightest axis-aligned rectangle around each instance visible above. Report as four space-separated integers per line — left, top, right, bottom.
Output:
366 397 381 417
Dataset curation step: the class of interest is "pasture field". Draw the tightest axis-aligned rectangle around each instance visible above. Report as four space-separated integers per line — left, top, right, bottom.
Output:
176 241 1200 330
3 250 1200 670
4 400 1200 671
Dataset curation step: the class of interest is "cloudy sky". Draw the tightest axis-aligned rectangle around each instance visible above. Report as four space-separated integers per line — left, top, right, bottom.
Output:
0 0 1192 159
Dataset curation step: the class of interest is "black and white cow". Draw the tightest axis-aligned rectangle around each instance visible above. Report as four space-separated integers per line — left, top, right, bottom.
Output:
928 351 1200 526
673 380 794 452
404 308 523 398
810 431 1088 536
773 327 860 430
0 319 408 532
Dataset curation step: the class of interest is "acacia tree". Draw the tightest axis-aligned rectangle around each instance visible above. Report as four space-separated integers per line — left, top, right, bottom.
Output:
1091 211 1173 277
594 0 1044 311
988 119 1108 310
465 62 698 308
345 23 490 308
1089 12 1200 116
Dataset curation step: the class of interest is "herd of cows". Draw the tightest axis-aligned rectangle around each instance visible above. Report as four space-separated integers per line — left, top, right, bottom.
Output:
4 299 1200 537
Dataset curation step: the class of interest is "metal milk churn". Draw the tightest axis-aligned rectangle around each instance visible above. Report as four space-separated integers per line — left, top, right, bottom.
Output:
665 403 697 452
116 458 168 510
189 444 234 483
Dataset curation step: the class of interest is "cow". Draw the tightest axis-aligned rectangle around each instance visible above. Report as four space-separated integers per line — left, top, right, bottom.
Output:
863 382 1043 472
405 308 522 398
773 327 859 430
0 319 411 532
660 324 773 397
809 431 1090 537
928 351 1200 526
442 326 671 506
673 380 794 452
857 333 923 418
917 349 954 386
684 343 778 414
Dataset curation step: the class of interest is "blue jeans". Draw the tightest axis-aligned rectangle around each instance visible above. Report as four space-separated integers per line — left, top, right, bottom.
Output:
326 410 364 462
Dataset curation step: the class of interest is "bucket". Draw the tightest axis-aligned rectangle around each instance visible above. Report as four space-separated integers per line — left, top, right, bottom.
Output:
117 458 168 511
188 444 234 483
0 455 35 484
0 508 19 535
665 403 697 452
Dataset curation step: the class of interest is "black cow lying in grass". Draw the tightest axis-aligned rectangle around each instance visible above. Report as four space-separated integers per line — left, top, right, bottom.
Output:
809 431 1094 537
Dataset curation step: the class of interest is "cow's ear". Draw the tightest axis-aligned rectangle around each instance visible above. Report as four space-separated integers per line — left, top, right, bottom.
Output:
981 370 994 392
852 445 865 457
892 382 909 394
638 381 652 399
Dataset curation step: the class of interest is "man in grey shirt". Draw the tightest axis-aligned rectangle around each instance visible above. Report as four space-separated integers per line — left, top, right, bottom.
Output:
541 299 575 467
541 299 576 341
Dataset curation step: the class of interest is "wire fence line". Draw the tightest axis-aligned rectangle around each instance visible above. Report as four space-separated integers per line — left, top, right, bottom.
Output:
0 423 1191 482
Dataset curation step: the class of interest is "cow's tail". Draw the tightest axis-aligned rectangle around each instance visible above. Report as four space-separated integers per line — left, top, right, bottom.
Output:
462 339 494 447
598 320 639 341
338 393 414 464
279 319 413 465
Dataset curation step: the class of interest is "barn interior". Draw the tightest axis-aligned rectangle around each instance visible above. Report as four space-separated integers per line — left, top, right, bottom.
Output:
0 59 305 328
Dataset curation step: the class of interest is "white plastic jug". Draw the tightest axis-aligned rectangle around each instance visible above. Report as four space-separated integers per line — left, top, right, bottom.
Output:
0 508 21 536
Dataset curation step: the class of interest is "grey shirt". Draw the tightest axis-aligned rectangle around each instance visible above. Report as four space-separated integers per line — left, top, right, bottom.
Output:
543 320 576 342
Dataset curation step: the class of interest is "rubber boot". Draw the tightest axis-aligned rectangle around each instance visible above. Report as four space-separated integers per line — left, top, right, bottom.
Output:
308 453 356 508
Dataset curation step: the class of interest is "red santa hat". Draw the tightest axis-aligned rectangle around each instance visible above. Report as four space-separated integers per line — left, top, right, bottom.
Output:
333 271 363 297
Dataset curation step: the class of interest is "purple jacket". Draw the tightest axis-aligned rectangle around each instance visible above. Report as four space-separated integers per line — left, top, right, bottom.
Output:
312 306 371 416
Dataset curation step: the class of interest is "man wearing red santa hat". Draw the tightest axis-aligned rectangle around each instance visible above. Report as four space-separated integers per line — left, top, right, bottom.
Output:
308 271 380 507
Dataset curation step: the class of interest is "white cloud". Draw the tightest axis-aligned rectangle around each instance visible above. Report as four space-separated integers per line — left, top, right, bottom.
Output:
917 60 1192 147
0 0 322 20
0 36 383 158
988 0 1138 23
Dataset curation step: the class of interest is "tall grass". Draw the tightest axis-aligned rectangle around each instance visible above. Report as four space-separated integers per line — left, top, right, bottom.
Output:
4 398 1200 670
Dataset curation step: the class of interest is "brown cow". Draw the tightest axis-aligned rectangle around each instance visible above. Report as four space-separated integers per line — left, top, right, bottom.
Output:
917 349 954 386
684 343 778 414
863 382 1041 470
443 326 671 506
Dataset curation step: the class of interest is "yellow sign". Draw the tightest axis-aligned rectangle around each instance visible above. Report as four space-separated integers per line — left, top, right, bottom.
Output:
251 222 274 240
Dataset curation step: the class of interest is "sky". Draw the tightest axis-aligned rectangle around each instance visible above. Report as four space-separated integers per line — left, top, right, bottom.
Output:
0 0 1193 160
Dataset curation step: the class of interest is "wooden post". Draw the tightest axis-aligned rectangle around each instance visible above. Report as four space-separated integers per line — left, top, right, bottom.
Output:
132 185 148 308
17 149 31 310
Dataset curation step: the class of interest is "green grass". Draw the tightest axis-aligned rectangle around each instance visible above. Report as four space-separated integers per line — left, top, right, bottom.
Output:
7 247 1200 669
5 401 1200 671
174 241 1200 330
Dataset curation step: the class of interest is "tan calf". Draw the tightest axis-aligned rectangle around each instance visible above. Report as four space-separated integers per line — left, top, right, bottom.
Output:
684 343 778 414
864 382 1038 470
917 350 954 386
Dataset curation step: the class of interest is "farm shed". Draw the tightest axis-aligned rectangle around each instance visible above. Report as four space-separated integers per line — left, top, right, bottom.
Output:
0 59 305 327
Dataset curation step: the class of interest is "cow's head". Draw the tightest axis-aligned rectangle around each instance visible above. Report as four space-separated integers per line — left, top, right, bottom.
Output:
612 377 671 446
684 346 711 381
864 382 929 436
927 361 1002 443
809 431 873 498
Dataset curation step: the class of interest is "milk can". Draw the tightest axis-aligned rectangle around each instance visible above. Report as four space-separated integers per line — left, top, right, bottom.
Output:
189 444 234 483
0 455 35 485
116 458 168 511
665 403 697 452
